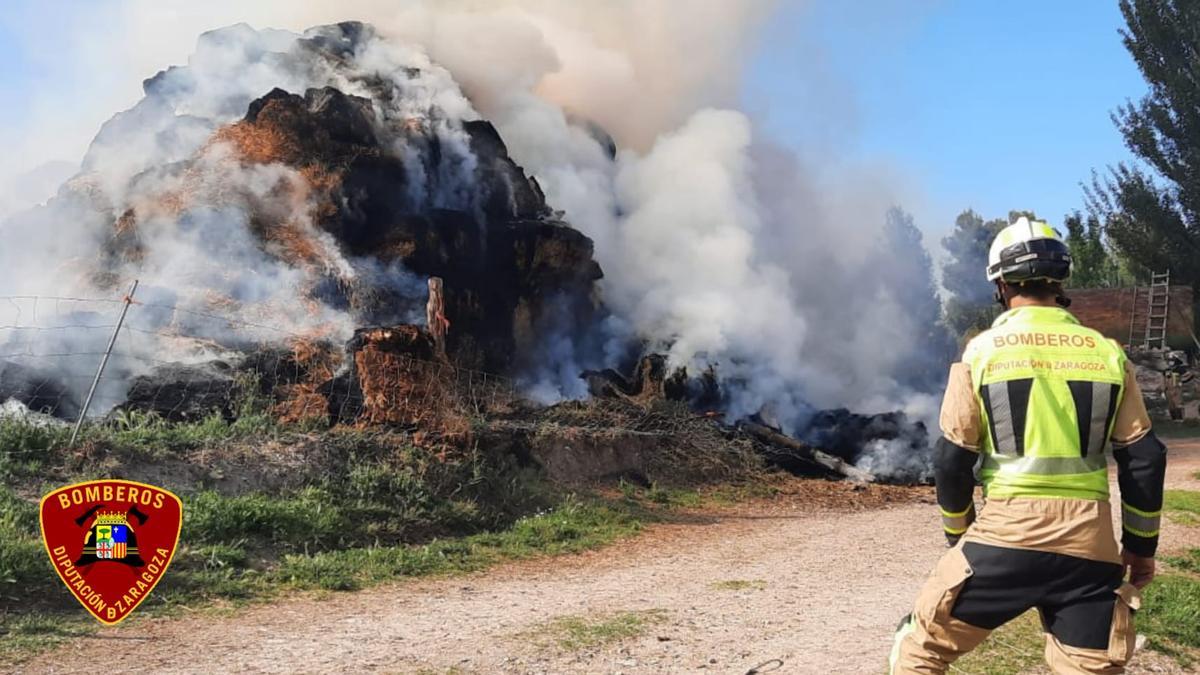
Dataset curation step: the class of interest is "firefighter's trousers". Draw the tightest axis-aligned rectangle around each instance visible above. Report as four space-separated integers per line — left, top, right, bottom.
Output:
890 541 1141 674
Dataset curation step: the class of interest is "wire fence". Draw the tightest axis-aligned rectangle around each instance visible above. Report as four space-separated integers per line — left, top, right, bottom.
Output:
0 290 760 488
0 291 519 436
0 290 765 495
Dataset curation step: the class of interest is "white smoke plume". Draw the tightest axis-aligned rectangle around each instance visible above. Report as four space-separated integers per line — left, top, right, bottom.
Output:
0 1 953 476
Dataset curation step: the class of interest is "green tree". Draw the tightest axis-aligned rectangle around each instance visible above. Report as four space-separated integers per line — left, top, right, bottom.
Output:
1087 0 1200 292
941 209 1008 336
1063 211 1118 288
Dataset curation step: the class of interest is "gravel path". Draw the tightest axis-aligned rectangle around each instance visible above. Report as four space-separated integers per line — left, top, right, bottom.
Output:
1163 437 1200 491
16 441 1200 675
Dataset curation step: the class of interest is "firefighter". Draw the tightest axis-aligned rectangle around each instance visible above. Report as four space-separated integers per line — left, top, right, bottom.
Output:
890 218 1167 674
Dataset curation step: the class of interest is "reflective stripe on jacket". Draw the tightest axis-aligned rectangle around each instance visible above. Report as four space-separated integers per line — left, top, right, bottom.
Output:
963 307 1126 501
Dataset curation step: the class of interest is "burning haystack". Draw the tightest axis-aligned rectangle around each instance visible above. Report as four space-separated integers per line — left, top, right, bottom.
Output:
1 21 604 419
95 23 601 375
0 19 945 482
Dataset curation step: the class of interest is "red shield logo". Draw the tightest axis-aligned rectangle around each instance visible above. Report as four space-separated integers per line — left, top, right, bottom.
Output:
39 480 183 625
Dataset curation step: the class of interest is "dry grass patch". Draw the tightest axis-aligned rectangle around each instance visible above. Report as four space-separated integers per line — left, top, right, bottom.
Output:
710 579 767 591
522 609 668 652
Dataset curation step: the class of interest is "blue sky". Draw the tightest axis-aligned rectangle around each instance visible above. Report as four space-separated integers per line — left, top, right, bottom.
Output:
0 16 31 128
745 1 1148 245
0 1 1150 246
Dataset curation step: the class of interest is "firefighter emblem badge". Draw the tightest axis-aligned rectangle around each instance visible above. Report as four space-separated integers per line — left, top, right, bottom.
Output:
39 479 183 625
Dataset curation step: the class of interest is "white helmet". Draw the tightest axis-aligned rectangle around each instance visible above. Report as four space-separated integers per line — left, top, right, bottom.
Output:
986 217 1072 283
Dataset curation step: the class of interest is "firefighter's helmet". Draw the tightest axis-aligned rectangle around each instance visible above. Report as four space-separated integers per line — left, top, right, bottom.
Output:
986 217 1072 283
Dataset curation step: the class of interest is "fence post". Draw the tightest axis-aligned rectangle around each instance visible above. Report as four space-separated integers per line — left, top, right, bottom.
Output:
70 279 138 445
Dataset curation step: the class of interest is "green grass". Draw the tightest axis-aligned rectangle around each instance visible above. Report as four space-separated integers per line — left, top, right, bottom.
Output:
951 610 1044 675
0 615 93 657
1165 490 1200 514
1139 488 1200 660
524 609 667 652
1165 549 1200 574
1 491 651 659
0 419 70 483
0 487 52 610
1165 489 1200 526
0 410 281 486
0 382 767 663
2 427 558 598
102 408 277 451
1140 574 1200 660
272 498 643 592
0 371 285 474
0 417 684 663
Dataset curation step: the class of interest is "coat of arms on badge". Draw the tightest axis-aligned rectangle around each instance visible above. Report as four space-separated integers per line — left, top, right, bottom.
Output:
39 480 183 625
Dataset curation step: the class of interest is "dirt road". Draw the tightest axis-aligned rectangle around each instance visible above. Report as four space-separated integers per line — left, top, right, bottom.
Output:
17 442 1200 675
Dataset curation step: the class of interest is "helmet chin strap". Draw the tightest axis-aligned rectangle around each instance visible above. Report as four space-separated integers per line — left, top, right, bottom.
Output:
994 285 1009 310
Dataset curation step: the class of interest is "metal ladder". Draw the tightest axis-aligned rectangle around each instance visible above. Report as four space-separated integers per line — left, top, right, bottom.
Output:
1144 270 1171 349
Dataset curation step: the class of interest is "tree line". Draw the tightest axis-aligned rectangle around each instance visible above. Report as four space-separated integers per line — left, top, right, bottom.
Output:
936 0 1200 338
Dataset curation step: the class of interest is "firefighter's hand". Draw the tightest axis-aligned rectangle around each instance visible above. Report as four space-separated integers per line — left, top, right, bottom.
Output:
1122 549 1156 589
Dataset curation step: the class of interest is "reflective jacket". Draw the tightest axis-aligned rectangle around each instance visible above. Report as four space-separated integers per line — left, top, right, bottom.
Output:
935 305 1166 561
962 306 1125 501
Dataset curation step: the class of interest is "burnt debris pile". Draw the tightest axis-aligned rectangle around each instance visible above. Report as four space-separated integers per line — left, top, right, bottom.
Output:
797 409 931 484
583 356 932 484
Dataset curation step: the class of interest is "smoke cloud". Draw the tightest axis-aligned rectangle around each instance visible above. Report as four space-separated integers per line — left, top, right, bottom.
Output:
0 0 953 476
